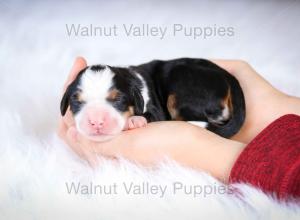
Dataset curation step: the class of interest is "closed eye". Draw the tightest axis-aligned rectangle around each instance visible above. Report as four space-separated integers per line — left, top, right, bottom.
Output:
70 93 82 103
106 94 121 102
107 94 124 105
106 89 120 102
107 93 129 112
70 93 85 114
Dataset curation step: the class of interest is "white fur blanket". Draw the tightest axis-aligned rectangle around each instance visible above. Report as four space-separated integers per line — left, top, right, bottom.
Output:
0 1 299 219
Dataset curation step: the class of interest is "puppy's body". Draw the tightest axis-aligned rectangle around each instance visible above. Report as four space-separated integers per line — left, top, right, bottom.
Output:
61 58 245 141
132 58 245 137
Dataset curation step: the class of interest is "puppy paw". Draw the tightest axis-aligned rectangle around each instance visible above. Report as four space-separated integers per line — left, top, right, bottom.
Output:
124 116 147 130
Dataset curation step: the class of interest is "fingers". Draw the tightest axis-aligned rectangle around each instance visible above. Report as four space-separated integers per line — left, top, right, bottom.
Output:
62 108 75 127
65 127 119 167
211 59 271 88
66 126 78 142
65 127 98 166
63 57 87 91
65 127 80 156
65 127 93 158
59 57 86 137
210 59 251 75
57 118 68 139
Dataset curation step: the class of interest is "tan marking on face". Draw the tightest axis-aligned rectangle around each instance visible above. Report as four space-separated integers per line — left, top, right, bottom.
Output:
167 94 182 120
222 87 233 113
122 106 135 118
77 92 84 102
106 89 119 101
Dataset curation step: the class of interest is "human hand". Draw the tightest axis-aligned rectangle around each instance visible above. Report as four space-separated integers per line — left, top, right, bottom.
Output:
57 57 91 161
58 58 297 181
63 119 244 181
57 58 243 178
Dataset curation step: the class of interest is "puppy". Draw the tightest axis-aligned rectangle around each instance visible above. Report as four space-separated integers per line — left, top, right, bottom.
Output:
60 58 245 141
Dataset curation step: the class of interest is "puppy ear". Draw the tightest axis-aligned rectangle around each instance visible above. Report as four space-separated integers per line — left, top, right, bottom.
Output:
132 87 144 115
60 85 72 116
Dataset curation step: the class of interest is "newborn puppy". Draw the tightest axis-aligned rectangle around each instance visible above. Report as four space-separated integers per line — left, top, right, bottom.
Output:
60 58 245 141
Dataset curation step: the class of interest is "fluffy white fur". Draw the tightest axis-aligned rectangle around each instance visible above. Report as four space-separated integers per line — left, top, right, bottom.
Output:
0 1 299 219
80 67 115 103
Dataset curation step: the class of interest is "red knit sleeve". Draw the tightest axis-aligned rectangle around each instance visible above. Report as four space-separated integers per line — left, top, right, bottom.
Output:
229 114 300 201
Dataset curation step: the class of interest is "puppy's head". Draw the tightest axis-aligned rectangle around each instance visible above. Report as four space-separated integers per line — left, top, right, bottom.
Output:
60 65 145 142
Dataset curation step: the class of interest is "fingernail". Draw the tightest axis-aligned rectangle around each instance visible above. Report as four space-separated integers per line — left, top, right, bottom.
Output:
75 56 85 64
74 57 80 63
72 57 81 67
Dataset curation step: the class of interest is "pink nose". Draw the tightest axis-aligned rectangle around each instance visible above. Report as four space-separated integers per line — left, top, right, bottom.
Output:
86 110 110 134
89 119 104 129
82 107 119 135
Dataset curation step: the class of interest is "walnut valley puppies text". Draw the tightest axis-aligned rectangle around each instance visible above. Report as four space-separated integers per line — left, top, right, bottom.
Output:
65 23 235 39
65 181 234 198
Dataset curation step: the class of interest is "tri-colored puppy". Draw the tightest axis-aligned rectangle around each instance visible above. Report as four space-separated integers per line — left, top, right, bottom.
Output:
61 58 245 142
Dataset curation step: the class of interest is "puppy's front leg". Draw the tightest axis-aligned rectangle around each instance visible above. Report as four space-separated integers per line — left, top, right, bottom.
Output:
124 116 148 130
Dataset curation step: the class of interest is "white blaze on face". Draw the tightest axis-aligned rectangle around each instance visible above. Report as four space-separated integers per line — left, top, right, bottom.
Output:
80 67 114 102
74 67 126 141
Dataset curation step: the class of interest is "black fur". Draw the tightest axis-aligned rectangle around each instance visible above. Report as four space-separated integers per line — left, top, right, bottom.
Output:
132 58 246 138
109 66 145 115
60 67 87 116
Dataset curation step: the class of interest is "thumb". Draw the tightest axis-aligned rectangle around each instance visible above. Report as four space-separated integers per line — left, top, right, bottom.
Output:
63 57 87 91
66 126 79 143
65 127 87 159
66 127 99 166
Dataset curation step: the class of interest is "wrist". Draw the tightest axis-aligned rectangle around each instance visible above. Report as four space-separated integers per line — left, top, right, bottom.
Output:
170 131 246 182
